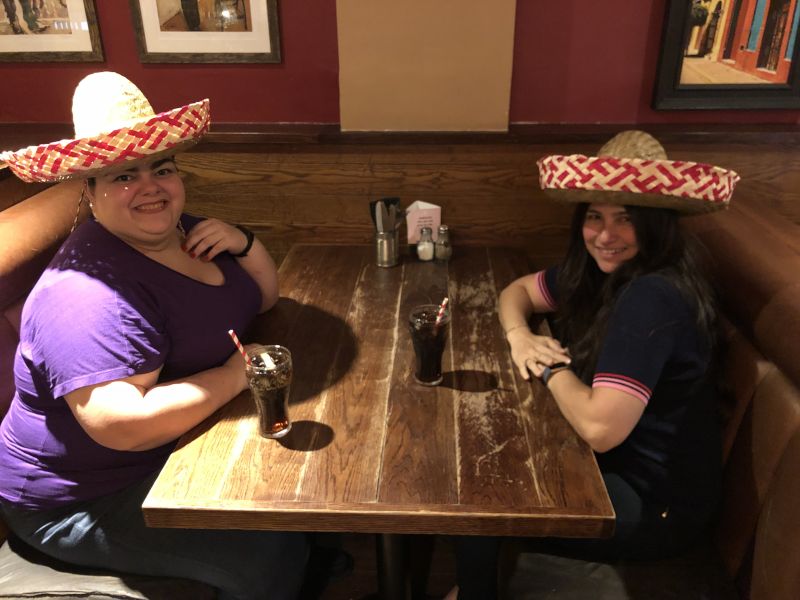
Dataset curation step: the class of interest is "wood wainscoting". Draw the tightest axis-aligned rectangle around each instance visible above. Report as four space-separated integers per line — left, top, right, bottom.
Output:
3 124 800 269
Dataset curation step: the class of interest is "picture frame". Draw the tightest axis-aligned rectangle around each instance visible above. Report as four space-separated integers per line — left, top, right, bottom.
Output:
129 0 281 63
654 0 800 109
0 0 103 62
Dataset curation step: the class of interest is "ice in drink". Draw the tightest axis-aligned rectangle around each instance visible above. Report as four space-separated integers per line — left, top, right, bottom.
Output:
246 345 292 438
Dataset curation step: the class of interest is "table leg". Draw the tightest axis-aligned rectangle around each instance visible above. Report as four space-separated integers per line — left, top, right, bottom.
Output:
376 533 410 600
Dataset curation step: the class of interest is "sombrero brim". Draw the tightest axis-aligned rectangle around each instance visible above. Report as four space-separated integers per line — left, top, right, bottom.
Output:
0 99 210 183
538 154 739 215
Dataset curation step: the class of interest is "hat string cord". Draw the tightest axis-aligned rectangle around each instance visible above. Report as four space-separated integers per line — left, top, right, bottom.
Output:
70 188 86 234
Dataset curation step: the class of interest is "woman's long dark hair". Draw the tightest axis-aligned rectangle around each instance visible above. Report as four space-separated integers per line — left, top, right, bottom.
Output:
554 203 718 382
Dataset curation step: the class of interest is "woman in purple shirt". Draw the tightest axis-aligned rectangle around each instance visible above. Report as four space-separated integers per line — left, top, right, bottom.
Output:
0 72 308 599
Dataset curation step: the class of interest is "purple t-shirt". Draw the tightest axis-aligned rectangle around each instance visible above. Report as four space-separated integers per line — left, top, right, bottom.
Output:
0 215 261 510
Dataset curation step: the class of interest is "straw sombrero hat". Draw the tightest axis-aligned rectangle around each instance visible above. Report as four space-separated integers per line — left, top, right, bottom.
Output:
537 130 739 214
0 71 210 183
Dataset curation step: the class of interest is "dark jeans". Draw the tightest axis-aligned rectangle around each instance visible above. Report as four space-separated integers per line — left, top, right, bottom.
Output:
1 471 309 600
453 472 705 600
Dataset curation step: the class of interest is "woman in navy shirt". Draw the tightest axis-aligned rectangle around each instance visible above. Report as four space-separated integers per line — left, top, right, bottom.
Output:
449 130 740 599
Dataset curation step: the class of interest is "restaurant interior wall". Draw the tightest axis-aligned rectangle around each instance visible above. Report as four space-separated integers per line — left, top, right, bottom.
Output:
1 0 799 125
336 0 516 131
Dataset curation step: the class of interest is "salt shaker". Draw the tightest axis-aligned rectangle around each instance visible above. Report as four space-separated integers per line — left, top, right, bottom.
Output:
416 227 434 261
435 224 452 260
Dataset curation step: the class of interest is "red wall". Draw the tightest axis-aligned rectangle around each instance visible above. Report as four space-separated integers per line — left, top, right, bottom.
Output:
509 0 799 124
0 1 340 123
1 0 798 125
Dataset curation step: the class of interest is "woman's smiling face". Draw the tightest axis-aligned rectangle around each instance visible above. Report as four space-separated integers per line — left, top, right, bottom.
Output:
582 203 639 273
87 157 185 250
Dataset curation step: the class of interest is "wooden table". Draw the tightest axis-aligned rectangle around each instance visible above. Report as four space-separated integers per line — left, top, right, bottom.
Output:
143 244 614 597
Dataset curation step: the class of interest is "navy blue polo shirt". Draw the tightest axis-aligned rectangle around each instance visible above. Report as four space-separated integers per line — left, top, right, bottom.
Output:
542 267 721 523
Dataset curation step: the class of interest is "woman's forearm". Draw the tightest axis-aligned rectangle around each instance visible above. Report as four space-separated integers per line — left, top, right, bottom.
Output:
498 283 535 333
544 369 595 441
235 238 279 312
78 364 247 452
545 370 642 453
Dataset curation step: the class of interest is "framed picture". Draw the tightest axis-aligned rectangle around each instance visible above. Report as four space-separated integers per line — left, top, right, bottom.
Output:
654 0 800 109
0 0 103 62
129 0 281 63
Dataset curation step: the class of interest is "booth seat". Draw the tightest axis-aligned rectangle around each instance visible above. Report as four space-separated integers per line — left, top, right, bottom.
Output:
2 180 800 600
505 201 800 600
0 181 215 599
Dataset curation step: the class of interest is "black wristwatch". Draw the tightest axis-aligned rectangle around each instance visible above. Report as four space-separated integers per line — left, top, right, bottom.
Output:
541 362 568 386
232 225 255 258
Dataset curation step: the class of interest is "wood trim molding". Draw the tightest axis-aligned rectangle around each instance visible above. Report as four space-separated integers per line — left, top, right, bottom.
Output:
4 123 800 152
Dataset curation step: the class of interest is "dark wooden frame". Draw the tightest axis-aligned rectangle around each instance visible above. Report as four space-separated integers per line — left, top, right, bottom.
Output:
654 0 800 109
129 0 281 64
0 0 103 63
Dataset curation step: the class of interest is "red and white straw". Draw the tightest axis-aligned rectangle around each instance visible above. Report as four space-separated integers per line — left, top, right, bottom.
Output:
435 297 449 327
227 329 251 365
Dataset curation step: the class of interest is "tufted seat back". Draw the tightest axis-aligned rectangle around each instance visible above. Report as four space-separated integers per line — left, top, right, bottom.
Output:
686 201 800 600
0 180 85 418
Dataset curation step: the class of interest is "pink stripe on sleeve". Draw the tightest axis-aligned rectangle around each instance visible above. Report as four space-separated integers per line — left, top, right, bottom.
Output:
593 373 651 405
535 271 557 311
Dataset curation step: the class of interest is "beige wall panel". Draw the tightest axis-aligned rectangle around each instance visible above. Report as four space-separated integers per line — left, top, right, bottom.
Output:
337 0 516 132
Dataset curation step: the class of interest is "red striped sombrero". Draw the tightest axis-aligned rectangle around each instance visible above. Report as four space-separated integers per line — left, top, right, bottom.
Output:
537 130 739 214
0 71 210 183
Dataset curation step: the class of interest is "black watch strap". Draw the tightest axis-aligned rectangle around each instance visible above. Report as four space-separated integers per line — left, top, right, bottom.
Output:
232 225 255 258
542 362 569 386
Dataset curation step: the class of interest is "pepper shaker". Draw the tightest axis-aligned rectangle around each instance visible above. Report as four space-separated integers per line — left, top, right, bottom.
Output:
435 224 452 260
416 227 434 261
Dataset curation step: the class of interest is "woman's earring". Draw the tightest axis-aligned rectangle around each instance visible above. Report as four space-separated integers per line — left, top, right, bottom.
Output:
176 219 186 240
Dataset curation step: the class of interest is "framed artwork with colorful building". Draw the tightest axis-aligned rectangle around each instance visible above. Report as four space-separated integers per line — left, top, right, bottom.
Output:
654 0 800 109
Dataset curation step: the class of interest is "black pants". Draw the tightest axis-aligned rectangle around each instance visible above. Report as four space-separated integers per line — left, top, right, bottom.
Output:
453 473 704 600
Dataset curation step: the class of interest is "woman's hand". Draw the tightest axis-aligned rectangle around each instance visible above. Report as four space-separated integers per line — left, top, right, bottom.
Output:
183 218 279 313
506 327 571 380
183 218 249 261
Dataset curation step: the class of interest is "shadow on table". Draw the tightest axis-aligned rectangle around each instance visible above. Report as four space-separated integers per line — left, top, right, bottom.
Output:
440 370 498 392
247 298 358 405
279 420 334 451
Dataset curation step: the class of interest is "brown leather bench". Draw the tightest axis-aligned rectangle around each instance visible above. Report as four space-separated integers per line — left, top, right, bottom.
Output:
0 181 215 599
3 179 800 600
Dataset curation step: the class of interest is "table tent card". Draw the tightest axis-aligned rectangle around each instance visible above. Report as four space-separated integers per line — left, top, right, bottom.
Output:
405 200 441 244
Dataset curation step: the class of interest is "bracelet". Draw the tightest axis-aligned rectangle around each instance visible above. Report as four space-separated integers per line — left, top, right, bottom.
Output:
541 362 569 386
232 225 255 257
504 324 529 338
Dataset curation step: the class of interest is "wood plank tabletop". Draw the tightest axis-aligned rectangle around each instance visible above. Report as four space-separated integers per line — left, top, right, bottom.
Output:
143 245 614 539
